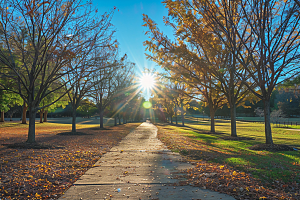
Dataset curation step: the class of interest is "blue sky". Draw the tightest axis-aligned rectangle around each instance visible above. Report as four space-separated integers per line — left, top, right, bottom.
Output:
93 0 173 74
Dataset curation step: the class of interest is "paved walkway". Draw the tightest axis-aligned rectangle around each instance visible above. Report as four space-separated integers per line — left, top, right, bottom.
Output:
59 122 235 200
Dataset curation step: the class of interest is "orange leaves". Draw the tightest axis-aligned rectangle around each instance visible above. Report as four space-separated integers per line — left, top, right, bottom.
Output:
156 125 300 199
0 123 140 199
183 160 294 199
35 193 42 199
292 162 300 166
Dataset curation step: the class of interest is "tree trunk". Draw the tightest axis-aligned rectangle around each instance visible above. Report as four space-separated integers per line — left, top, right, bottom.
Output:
22 103 28 124
209 107 215 133
100 110 104 129
263 100 273 144
119 116 121 125
181 106 184 126
175 109 178 125
44 110 48 122
124 117 126 124
230 104 237 137
170 116 173 124
39 108 44 123
115 116 117 126
99 93 104 129
71 107 77 133
27 106 36 143
0 111 4 122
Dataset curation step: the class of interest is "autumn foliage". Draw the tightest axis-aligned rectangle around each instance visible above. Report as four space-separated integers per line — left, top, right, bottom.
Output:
156 123 300 200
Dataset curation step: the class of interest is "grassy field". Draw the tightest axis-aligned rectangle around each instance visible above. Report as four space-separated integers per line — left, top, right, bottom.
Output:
188 115 300 125
156 118 300 199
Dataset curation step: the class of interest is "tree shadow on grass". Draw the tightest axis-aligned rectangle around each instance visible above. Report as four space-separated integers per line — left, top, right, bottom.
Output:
177 142 300 182
220 136 255 141
2 127 110 149
249 144 298 151
57 132 93 136
3 142 65 149
182 125 226 135
89 127 111 131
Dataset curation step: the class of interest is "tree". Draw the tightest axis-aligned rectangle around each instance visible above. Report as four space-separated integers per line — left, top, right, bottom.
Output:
169 79 193 126
276 90 300 117
77 98 97 117
0 90 10 122
108 82 144 124
270 108 285 124
197 0 300 144
92 55 135 128
39 91 69 123
146 1 257 136
0 90 23 122
153 85 175 123
143 14 227 132
0 0 113 144
65 33 116 133
0 61 23 122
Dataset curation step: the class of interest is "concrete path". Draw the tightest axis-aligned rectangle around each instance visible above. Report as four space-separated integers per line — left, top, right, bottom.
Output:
59 122 235 200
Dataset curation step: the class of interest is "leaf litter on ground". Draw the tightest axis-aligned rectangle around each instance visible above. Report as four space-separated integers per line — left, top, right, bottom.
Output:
0 122 141 200
156 125 300 200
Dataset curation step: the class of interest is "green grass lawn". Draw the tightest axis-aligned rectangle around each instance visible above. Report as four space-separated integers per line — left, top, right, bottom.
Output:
157 118 300 184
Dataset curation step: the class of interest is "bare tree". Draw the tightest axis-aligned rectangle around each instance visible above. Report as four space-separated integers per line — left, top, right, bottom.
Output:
92 54 135 129
0 0 114 143
64 30 116 133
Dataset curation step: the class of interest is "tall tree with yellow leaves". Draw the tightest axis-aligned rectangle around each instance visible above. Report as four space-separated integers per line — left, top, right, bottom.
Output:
197 0 300 144
143 7 254 134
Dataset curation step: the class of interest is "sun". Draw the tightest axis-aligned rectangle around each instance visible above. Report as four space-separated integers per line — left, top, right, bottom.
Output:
139 73 156 89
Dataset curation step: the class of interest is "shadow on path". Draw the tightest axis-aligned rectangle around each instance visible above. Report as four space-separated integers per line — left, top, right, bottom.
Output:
59 122 235 200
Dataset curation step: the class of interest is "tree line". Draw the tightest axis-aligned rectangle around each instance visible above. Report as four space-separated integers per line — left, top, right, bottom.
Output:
0 0 143 144
143 0 300 145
